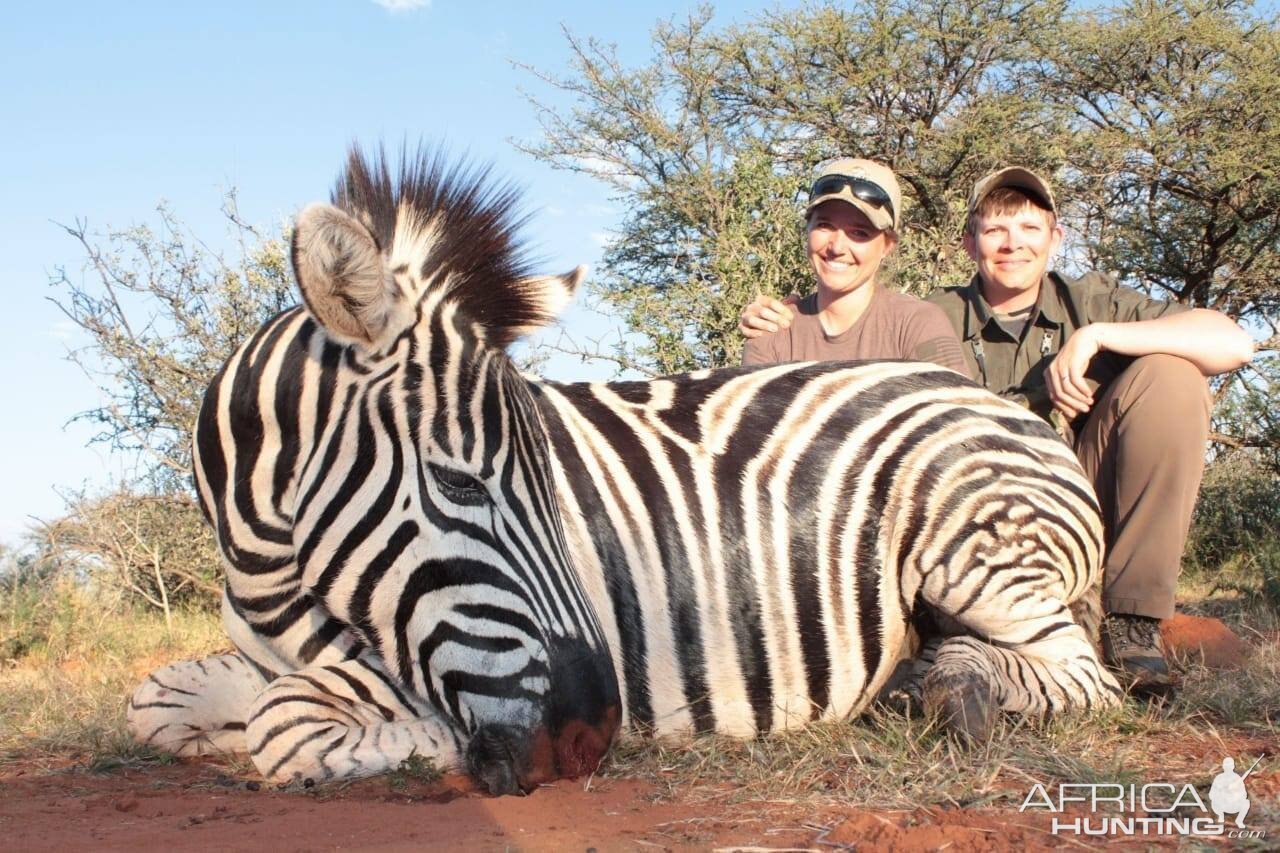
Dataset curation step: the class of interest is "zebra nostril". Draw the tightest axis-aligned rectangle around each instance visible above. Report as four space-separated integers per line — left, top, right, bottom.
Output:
465 723 526 796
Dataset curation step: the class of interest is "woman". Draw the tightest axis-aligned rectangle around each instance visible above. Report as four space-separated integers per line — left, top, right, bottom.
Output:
740 158 969 377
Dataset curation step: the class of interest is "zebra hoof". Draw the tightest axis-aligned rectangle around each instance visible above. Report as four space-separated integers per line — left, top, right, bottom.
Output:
876 686 924 718
874 660 924 717
923 671 996 742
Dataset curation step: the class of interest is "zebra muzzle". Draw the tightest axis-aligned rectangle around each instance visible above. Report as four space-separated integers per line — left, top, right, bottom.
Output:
465 722 532 796
465 705 621 796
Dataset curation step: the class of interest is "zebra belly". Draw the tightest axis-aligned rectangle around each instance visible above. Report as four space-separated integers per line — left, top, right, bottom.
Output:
631 611 915 739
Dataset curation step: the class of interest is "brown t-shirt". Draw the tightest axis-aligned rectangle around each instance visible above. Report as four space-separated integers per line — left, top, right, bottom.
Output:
741 287 973 378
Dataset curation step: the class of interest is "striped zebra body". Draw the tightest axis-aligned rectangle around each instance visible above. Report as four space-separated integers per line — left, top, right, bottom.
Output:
536 359 1110 737
129 146 1121 793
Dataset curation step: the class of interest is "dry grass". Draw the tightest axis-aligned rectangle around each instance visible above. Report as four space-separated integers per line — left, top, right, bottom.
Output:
0 580 226 772
596 700 1236 810
2 575 1276 839
598 581 1280 817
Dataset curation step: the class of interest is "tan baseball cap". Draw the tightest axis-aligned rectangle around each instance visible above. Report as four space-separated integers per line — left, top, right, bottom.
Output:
805 157 902 232
967 166 1057 220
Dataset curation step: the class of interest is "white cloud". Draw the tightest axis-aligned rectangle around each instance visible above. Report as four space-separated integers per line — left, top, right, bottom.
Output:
371 0 431 12
589 231 611 248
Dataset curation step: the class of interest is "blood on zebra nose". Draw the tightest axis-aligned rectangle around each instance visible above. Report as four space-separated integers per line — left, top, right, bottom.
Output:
531 634 622 784
551 701 621 776
550 634 621 752
466 707 621 796
464 635 621 795
519 702 621 790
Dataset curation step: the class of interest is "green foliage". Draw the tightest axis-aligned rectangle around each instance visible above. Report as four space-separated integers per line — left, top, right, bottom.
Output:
1045 0 1280 319
387 752 443 792
597 145 809 371
522 0 1076 374
522 0 1280 460
1213 352 1280 469
49 194 294 493
1185 452 1280 607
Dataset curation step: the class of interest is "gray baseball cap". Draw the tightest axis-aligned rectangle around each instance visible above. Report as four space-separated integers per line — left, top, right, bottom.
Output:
967 167 1057 219
805 158 902 231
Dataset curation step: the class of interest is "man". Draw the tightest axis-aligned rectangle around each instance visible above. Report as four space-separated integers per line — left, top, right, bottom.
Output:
742 167 1254 694
741 157 968 376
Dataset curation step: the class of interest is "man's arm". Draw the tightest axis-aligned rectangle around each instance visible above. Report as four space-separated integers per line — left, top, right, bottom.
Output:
740 293 800 338
1047 309 1254 418
741 323 782 366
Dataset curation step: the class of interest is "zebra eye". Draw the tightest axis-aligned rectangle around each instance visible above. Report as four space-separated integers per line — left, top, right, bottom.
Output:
428 462 489 506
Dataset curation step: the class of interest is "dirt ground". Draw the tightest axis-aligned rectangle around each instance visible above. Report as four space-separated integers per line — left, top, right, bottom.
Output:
0 759 1134 852
1 615 1273 852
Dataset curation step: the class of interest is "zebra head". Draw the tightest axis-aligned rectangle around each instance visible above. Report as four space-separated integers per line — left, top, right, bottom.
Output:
289 146 620 794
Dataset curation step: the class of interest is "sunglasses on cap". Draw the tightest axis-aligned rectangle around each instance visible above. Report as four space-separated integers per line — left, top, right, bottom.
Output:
809 174 895 225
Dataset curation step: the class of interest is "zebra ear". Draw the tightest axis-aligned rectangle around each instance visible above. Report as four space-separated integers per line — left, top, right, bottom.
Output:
506 265 586 339
292 203 403 346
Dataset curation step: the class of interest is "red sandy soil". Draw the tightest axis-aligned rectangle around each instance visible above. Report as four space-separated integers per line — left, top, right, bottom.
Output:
0 760 1119 853
5 736 1274 852
2 616 1272 852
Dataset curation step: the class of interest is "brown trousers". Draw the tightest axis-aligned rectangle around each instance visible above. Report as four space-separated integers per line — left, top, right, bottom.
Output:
1074 354 1213 620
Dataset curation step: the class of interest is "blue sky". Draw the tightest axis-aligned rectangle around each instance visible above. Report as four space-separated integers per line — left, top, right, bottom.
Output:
0 0 801 546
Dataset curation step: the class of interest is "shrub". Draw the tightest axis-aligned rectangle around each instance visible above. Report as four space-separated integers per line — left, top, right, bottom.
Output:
37 489 221 615
1185 453 1280 607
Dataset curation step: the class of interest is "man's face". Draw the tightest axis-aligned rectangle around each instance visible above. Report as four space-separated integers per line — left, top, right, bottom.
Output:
963 204 1062 302
806 201 896 296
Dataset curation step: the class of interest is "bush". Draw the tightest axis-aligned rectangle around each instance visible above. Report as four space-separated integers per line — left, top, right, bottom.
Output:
41 195 284 613
37 489 222 615
49 195 294 495
1185 453 1280 607
0 548 63 664
0 573 225 761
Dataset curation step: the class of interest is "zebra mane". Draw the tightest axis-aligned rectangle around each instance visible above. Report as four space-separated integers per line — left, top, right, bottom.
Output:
330 144 547 349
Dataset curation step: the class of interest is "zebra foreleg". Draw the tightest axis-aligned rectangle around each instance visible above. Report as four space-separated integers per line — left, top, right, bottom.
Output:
222 582 366 679
128 654 266 756
244 655 464 784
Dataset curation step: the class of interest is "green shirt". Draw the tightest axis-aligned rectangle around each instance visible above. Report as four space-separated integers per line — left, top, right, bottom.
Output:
926 271 1189 422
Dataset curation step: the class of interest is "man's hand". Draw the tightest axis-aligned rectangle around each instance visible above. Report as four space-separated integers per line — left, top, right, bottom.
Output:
1046 324 1102 419
740 293 800 339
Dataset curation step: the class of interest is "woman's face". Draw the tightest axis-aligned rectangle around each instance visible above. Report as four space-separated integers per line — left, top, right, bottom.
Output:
806 200 896 296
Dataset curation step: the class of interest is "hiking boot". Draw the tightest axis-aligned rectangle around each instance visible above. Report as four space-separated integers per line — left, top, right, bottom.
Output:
1101 613 1175 698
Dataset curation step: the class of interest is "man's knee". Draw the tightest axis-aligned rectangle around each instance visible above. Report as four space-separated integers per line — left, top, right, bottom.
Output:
1115 354 1211 431
1127 353 1208 394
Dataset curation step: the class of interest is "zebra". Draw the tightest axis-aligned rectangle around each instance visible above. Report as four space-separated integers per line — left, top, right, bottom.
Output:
128 145 1123 795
